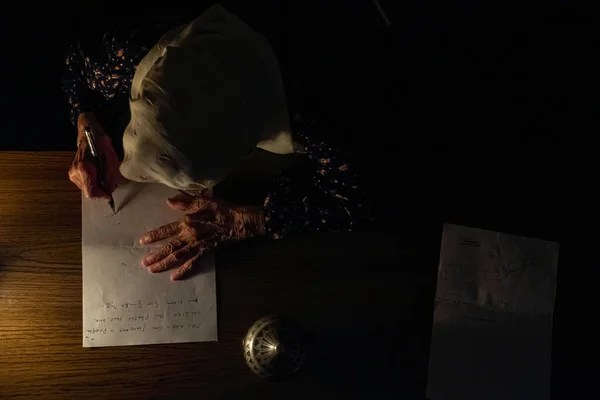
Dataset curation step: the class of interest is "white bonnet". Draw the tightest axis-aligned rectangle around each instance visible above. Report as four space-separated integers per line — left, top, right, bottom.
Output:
120 5 290 191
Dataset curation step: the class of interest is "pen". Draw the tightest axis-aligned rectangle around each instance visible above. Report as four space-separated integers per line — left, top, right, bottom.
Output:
84 127 116 214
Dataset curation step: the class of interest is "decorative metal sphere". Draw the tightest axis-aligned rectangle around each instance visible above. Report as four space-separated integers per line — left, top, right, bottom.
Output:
242 316 306 379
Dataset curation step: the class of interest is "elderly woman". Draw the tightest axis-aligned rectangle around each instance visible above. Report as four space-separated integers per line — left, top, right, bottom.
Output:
64 5 371 280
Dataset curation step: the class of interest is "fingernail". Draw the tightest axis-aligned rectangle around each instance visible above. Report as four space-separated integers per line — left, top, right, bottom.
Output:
140 237 148 244
142 257 153 266
167 198 179 207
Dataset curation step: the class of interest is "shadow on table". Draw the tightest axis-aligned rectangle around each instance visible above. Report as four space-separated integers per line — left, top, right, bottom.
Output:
303 324 429 398
217 230 440 398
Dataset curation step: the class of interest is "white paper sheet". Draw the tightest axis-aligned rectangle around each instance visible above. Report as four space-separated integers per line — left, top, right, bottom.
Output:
426 224 559 400
82 181 217 347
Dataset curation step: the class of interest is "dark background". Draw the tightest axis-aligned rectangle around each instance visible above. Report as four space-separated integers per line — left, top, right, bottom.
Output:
0 1 592 228
0 1 595 398
2 0 592 230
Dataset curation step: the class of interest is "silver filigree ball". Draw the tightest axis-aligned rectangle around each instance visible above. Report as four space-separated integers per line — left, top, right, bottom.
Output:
242 316 306 379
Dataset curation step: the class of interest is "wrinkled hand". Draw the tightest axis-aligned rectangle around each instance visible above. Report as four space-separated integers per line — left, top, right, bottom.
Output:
139 195 265 280
68 112 119 199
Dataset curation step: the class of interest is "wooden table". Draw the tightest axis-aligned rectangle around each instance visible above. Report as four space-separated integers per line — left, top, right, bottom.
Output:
0 152 438 399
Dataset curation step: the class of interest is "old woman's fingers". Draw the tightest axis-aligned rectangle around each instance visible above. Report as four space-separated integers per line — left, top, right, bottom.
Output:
167 195 212 213
170 257 196 281
140 221 180 244
147 244 196 273
170 251 202 281
142 239 183 266
69 160 107 199
170 241 216 280
99 136 120 194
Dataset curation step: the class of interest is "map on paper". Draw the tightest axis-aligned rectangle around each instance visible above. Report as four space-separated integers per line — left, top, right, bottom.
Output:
426 224 559 400
82 181 217 347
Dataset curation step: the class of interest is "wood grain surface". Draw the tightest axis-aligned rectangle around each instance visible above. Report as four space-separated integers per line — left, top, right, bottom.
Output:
0 152 437 399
